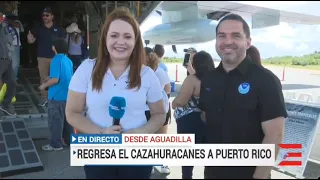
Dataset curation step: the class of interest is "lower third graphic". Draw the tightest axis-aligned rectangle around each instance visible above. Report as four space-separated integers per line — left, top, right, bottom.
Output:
278 144 302 166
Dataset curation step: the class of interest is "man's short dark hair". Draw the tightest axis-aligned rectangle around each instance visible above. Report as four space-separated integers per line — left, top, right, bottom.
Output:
216 13 250 38
153 44 164 58
144 47 153 56
52 38 68 54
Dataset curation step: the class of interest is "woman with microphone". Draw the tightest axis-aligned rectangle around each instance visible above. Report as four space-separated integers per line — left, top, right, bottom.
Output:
66 7 166 179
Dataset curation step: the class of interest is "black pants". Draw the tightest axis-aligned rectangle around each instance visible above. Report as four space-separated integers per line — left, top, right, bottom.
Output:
176 111 205 179
0 59 16 107
84 165 153 179
68 55 83 72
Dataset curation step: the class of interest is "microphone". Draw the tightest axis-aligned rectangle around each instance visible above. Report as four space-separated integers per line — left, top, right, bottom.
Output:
109 96 126 125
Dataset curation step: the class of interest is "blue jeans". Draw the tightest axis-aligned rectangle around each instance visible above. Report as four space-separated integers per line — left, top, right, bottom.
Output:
84 165 153 179
68 55 83 72
12 46 20 80
48 100 73 148
176 111 205 179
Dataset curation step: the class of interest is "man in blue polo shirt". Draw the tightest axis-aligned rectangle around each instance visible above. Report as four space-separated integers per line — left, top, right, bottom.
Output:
39 38 73 151
27 7 65 106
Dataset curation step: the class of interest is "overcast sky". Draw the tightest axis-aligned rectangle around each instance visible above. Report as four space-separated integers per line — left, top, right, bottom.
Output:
140 1 320 59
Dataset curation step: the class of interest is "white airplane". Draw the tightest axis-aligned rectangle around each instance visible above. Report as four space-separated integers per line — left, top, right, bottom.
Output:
142 1 320 50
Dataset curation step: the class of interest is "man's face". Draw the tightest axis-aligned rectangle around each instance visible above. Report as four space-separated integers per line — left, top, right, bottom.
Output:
215 20 251 65
42 12 53 23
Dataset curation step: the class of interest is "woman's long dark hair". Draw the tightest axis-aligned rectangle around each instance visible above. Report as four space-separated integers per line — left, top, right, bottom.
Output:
192 51 215 80
247 45 261 65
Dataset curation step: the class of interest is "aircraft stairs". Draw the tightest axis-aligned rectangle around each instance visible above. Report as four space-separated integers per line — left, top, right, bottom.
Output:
0 67 46 177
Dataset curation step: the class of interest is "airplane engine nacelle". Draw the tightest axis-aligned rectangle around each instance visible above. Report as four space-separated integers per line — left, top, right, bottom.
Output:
142 19 218 45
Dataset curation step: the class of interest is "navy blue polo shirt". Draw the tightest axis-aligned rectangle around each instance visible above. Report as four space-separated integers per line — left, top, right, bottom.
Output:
33 24 65 58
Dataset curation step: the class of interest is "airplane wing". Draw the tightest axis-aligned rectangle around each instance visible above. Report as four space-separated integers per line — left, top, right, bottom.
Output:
157 1 320 29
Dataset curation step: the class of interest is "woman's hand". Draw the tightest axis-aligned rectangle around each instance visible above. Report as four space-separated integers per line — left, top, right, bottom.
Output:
187 61 195 75
103 125 123 134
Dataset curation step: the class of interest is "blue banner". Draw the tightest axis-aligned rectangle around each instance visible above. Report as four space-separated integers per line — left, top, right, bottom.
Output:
70 134 122 144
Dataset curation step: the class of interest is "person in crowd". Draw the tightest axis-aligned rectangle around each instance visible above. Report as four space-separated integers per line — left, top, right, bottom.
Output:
65 7 166 179
39 38 73 151
184 47 197 76
144 47 171 174
27 7 65 107
199 13 286 179
0 11 17 116
247 45 261 65
172 51 215 179
6 14 21 83
65 23 88 72
153 44 173 152
153 44 168 72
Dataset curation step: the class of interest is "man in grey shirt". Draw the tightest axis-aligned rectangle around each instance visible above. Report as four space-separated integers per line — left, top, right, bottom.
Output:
0 11 17 116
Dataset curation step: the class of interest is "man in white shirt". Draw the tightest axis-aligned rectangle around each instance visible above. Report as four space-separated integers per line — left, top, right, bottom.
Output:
153 45 172 125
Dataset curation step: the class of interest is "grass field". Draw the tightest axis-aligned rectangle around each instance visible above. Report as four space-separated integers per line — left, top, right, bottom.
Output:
161 55 320 71
261 63 320 71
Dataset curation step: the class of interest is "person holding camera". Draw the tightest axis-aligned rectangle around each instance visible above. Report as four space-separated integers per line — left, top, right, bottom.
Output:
173 51 215 179
183 47 197 76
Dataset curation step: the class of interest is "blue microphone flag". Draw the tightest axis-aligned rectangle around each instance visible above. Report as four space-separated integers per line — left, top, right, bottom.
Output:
109 96 126 119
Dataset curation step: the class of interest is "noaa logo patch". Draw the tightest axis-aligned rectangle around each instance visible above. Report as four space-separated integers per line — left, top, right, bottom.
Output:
238 82 250 95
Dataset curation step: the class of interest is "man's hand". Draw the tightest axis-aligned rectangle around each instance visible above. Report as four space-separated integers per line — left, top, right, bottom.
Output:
39 84 47 91
254 117 285 179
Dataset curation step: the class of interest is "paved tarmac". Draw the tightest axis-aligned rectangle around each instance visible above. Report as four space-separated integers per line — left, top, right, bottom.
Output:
2 63 320 179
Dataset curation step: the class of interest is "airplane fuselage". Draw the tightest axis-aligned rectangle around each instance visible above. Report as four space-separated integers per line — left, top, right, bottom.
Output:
143 19 218 45
142 1 320 46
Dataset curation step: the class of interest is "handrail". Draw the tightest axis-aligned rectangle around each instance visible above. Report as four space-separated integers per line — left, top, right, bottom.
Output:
137 1 140 17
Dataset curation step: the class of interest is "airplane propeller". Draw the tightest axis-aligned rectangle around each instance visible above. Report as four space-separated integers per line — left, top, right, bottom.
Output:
172 45 177 53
